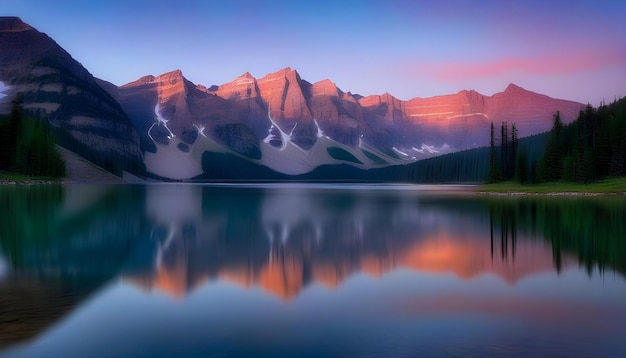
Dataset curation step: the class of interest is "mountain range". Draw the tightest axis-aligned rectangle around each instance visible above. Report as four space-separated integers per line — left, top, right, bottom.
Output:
0 17 585 180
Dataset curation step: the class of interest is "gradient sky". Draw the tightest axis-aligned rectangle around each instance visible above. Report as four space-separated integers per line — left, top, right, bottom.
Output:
2 0 625 104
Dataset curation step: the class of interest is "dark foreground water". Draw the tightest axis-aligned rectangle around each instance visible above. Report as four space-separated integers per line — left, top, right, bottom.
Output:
1 184 625 357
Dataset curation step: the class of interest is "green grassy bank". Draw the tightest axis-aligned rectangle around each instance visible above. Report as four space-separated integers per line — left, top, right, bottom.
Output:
0 171 63 183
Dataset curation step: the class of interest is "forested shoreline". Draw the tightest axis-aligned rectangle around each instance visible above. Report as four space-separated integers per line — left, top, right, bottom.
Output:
1 93 624 186
407 97 626 185
490 97 626 184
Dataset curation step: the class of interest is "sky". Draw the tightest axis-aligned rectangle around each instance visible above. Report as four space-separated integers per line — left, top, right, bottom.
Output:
2 0 625 104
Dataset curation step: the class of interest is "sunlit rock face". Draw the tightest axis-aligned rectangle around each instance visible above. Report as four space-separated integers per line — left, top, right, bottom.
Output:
308 79 363 147
255 67 313 122
115 70 235 146
108 64 583 179
361 84 584 148
137 71 584 165
0 17 144 175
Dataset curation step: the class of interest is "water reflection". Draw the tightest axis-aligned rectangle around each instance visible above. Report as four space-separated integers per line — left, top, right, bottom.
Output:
1 184 625 355
121 185 582 299
486 196 626 276
0 185 146 346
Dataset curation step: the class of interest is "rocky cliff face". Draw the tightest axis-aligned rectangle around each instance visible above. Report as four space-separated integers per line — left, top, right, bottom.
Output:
111 70 267 149
0 17 144 175
360 83 583 148
213 68 582 150
109 65 583 178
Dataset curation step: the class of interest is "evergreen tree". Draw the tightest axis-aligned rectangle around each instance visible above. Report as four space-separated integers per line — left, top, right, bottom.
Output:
533 98 626 184
0 98 65 177
530 159 538 184
510 124 518 180
501 122 508 179
542 111 564 182
515 150 528 184
489 122 500 182
8 99 22 171
609 99 626 176
595 104 610 178
496 122 520 181
0 115 8 169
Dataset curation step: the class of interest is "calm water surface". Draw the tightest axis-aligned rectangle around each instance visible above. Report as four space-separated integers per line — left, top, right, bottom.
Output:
1 184 625 357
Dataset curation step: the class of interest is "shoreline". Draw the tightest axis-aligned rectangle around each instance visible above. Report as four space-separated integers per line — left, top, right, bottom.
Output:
0 178 626 197
478 191 626 197
479 178 626 196
0 179 65 185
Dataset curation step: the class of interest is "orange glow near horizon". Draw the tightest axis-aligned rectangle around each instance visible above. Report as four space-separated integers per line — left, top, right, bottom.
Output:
123 229 570 300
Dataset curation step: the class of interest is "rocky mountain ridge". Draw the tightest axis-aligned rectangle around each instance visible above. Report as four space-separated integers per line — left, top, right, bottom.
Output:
118 67 584 148
0 17 585 180
107 67 582 179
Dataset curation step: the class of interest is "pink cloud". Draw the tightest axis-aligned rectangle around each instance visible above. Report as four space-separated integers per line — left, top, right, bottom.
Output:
412 49 626 81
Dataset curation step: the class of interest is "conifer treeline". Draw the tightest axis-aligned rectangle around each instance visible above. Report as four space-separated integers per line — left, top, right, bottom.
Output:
490 122 520 182
489 97 626 183
0 99 66 177
558 100 626 181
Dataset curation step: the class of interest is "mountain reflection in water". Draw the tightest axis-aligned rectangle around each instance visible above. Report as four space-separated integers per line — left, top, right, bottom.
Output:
123 185 570 299
1 184 625 356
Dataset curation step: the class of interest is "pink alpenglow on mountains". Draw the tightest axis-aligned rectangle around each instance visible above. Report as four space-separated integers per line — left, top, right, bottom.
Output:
103 66 583 178
0 17 586 180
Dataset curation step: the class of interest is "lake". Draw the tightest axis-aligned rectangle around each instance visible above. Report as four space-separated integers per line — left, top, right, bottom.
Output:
1 184 625 357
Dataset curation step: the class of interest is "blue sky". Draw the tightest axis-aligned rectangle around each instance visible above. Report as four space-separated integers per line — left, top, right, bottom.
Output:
2 0 625 104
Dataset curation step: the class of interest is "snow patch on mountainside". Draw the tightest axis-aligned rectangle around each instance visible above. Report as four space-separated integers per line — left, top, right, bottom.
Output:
412 144 453 155
142 107 421 180
259 140 316 175
193 124 206 136
145 138 204 180
263 111 291 150
255 109 408 175
392 147 410 158
148 104 175 141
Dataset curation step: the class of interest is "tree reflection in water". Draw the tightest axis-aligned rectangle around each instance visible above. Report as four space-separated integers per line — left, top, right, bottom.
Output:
1 184 625 350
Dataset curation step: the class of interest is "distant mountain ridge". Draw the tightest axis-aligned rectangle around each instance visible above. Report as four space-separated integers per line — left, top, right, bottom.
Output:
0 17 585 180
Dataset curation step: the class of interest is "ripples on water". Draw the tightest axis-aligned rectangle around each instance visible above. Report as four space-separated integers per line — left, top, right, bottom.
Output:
1 184 625 357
